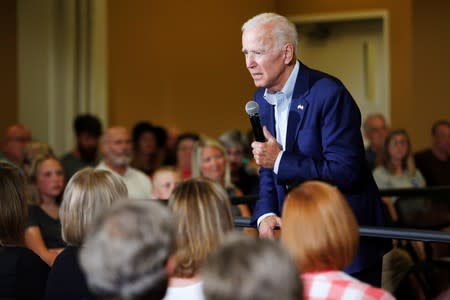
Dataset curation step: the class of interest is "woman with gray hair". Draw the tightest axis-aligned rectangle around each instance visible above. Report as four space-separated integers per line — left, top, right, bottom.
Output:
45 167 128 300
80 200 176 300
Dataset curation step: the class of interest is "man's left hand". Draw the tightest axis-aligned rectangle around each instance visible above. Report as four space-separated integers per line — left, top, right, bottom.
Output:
251 126 281 169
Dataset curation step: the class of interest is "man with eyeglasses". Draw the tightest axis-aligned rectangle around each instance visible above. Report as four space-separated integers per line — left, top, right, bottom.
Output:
363 113 389 171
242 12 389 287
0 123 32 168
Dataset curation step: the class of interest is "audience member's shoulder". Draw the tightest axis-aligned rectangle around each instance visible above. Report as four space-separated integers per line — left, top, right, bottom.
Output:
12 246 49 273
414 148 432 159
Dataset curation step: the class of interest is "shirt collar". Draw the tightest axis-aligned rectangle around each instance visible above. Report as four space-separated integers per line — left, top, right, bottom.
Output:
264 61 300 105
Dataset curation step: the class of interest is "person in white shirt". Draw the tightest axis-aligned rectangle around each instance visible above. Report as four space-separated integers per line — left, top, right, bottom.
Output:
97 126 152 199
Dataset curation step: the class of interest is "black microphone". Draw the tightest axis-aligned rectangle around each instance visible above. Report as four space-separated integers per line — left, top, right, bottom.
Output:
245 101 265 142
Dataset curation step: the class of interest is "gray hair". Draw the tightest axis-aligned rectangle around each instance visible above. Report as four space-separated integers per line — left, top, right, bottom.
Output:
242 12 298 53
60 168 128 246
79 200 175 300
202 233 302 300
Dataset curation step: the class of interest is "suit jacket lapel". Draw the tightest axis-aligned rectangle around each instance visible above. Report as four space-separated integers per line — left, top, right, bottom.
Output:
285 62 310 151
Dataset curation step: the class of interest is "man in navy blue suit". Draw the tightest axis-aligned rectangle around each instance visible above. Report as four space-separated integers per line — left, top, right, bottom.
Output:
242 12 388 286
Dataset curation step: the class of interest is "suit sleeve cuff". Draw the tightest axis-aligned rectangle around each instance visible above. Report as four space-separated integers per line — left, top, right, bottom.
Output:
257 213 277 228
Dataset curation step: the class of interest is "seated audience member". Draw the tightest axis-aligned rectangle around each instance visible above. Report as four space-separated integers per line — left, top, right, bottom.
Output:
97 126 152 199
219 129 259 196
0 162 49 300
281 181 394 300
131 121 167 176
163 127 181 166
45 168 128 300
363 114 388 171
25 155 66 266
414 120 450 186
201 233 302 300
191 138 251 218
0 123 32 169
174 133 200 179
60 114 103 181
22 142 55 204
373 129 426 222
165 178 235 300
151 166 182 200
80 200 175 300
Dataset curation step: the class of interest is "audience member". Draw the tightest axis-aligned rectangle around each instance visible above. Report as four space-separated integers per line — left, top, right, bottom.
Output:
24 155 65 266
0 123 32 168
201 233 302 300
281 181 394 300
131 121 167 176
151 166 182 200
60 114 103 181
219 129 259 195
363 114 388 171
164 178 234 300
80 200 175 300
45 168 128 300
174 133 200 179
97 126 152 199
414 120 450 186
22 142 55 204
191 138 251 218
0 162 49 300
373 129 426 222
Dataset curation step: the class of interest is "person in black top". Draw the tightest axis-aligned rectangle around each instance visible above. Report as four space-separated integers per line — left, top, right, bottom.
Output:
24 155 66 266
0 161 49 300
45 168 128 300
414 120 450 186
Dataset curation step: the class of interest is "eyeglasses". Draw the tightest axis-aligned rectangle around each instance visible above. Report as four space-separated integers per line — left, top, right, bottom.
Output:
389 139 408 146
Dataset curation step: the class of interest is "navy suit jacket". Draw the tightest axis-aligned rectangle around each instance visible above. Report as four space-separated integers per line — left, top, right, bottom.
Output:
252 62 388 273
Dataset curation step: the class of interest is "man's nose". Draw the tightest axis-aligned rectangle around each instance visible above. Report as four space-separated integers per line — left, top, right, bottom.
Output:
246 55 256 68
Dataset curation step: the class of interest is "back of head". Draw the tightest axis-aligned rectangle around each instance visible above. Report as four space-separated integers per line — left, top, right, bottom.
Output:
218 129 245 149
74 114 102 137
60 168 128 246
80 200 175 300
281 181 359 273
168 178 234 277
0 161 28 246
202 233 302 300
242 12 298 52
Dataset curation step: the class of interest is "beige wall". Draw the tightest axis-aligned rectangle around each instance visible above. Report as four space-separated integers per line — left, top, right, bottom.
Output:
276 0 416 142
0 0 18 134
411 0 450 150
107 0 275 138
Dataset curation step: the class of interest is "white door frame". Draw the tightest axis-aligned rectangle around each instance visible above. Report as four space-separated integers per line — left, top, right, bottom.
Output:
288 10 391 123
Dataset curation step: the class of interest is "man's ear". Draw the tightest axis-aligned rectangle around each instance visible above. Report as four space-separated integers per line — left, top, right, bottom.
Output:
283 43 295 64
165 255 176 276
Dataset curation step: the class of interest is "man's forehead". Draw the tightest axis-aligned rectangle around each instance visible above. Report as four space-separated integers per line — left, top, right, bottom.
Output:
106 128 129 140
7 125 30 137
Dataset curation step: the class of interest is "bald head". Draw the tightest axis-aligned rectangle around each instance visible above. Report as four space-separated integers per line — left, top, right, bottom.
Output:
1 124 32 166
101 127 132 168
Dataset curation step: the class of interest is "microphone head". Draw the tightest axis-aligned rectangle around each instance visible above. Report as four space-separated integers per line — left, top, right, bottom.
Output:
245 101 260 116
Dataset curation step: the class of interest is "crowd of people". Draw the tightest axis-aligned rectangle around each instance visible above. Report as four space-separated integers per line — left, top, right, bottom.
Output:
1 11 450 300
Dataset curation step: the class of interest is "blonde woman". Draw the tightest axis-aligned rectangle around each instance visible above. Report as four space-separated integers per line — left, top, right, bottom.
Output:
191 138 251 218
24 155 65 266
45 167 127 300
281 181 394 300
164 178 234 300
373 129 426 222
